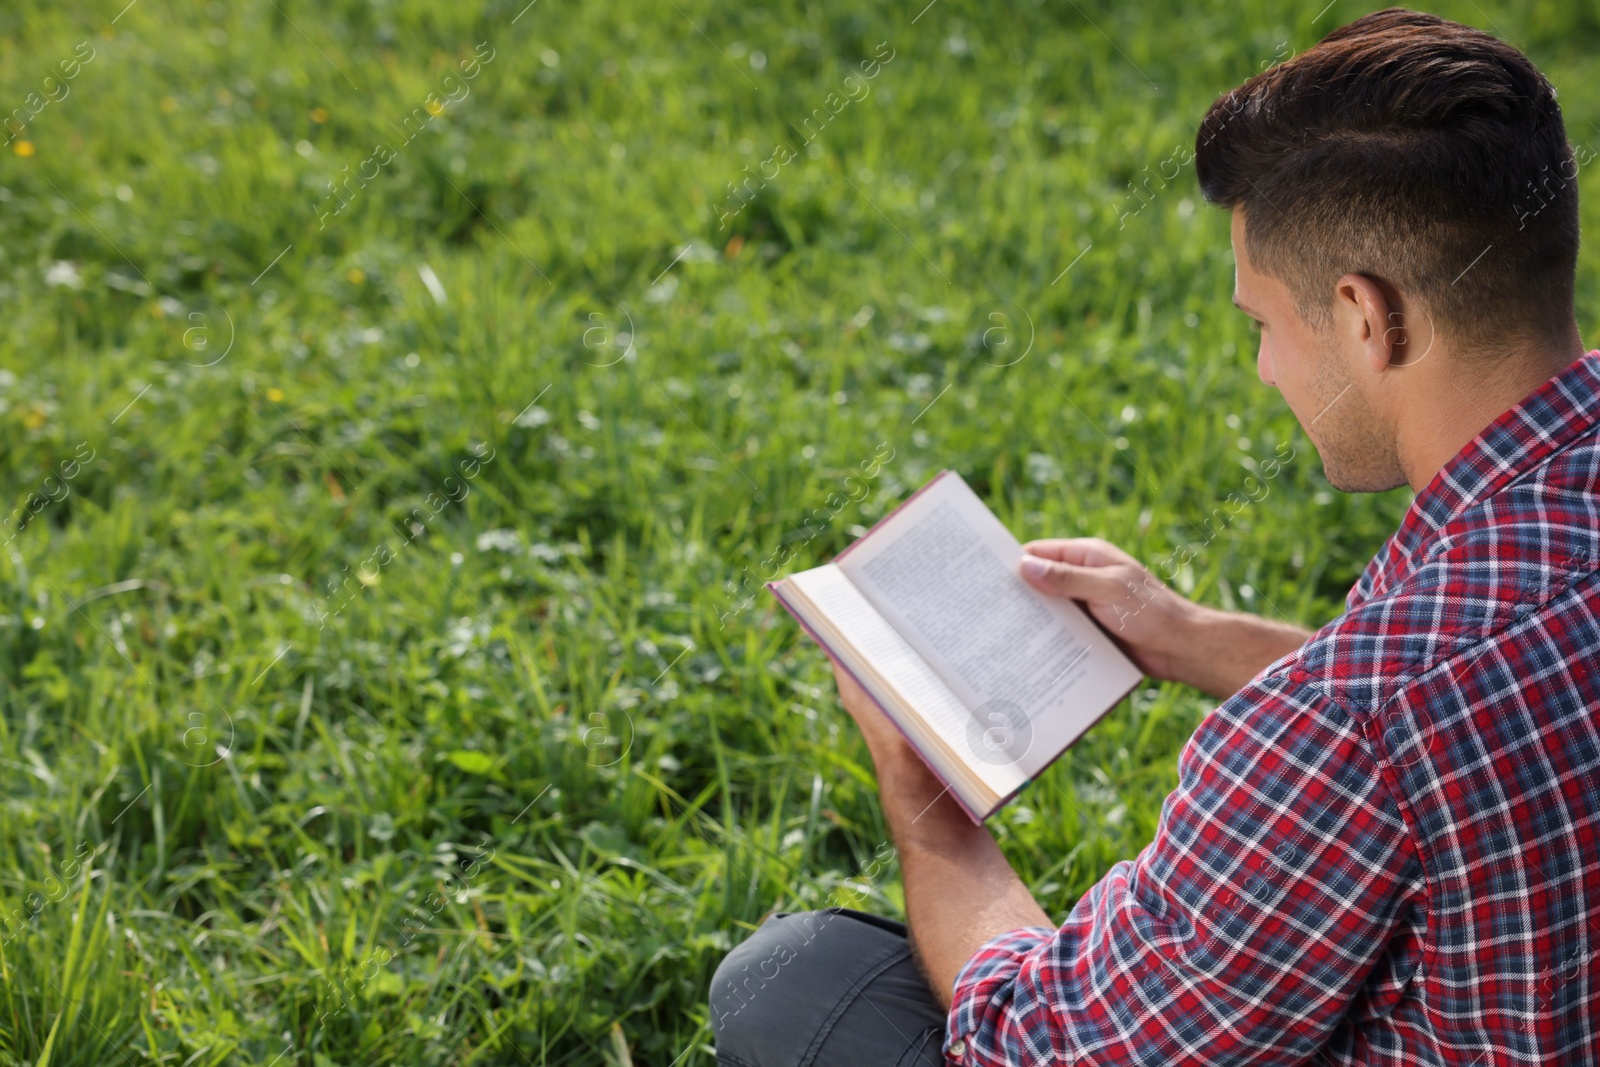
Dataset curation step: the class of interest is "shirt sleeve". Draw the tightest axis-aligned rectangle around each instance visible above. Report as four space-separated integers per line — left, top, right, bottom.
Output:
944 672 1421 1066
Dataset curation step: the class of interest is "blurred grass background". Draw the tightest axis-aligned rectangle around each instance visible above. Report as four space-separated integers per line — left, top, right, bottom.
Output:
0 0 1597 1062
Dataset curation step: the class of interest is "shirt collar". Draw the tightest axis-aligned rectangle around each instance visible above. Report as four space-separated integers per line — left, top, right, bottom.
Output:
1350 350 1600 608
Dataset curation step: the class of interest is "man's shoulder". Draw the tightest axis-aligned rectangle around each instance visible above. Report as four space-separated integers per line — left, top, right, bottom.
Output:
1293 434 1600 714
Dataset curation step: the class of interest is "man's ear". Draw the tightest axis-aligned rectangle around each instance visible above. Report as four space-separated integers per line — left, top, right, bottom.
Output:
1333 272 1404 374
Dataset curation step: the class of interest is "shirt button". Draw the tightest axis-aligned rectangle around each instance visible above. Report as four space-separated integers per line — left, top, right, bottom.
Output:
948 1038 967 1058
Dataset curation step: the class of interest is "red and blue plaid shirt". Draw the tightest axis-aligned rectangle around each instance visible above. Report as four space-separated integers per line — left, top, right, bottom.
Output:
948 352 1600 1066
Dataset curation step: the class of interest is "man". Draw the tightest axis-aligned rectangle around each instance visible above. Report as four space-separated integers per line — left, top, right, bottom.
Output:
711 7 1600 1065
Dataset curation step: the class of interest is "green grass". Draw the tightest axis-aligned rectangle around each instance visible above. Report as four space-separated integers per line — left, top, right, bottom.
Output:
1 0 1598 1062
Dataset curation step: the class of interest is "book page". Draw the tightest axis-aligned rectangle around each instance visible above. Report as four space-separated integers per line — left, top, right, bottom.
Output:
786 565 1027 798
836 473 1142 777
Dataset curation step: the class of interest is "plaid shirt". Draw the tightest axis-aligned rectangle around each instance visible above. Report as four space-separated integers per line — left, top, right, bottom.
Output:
948 352 1600 1066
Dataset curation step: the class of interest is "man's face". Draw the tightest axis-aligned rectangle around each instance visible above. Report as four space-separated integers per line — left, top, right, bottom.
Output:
1229 209 1404 492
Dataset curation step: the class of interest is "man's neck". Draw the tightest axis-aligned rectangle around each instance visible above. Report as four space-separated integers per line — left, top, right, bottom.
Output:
1396 328 1586 494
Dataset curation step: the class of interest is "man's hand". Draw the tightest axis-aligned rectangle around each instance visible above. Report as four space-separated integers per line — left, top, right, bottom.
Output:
1018 538 1195 681
1019 537 1313 700
825 653 961 847
826 653 918 769
823 654 1052 1009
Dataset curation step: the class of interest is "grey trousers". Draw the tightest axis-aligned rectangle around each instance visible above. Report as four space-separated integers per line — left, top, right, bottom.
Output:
709 908 948 1067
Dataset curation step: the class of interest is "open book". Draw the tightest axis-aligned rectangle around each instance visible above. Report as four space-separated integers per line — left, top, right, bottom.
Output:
768 470 1143 823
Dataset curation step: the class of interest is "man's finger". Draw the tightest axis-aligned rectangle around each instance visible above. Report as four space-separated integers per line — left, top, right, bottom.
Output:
1020 537 1130 567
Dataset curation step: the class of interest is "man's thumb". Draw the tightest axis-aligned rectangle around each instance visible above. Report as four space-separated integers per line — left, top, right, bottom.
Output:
1020 552 1130 603
1020 553 1084 596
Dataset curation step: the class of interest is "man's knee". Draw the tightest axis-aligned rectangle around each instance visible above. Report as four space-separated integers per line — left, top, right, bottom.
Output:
709 909 878 1063
711 910 829 1025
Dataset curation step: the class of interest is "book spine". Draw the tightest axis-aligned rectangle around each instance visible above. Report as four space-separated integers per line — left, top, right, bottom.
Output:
766 578 984 826
951 780 988 825
832 468 953 562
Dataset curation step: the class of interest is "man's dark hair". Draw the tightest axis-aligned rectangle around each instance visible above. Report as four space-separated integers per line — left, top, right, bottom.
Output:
1195 7 1579 352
